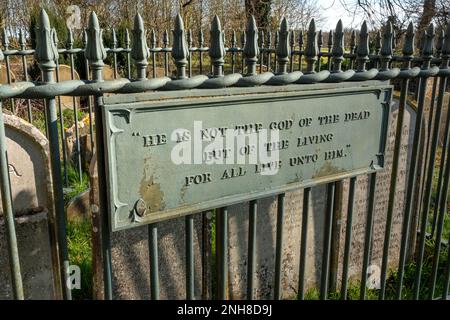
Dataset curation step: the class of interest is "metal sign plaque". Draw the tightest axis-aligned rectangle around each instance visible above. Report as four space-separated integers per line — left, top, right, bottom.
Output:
103 83 392 231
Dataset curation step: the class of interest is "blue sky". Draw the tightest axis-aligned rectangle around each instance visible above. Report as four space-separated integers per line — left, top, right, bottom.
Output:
318 0 366 30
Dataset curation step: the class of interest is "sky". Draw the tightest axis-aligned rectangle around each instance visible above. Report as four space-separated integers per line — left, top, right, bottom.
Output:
318 0 366 30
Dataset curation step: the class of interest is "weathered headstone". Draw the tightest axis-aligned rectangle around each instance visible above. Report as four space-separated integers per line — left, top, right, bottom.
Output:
89 155 204 299
226 96 420 299
65 114 93 171
102 64 115 80
67 189 90 221
0 114 60 299
330 97 419 289
0 66 16 84
55 64 81 110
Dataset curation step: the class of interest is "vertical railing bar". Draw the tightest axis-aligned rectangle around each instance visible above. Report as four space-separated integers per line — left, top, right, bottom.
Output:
4 44 15 114
274 193 285 300
20 52 33 122
298 187 310 300
340 177 356 300
360 172 377 300
396 24 435 299
217 207 228 300
68 44 83 182
85 12 113 300
379 22 413 299
443 223 450 300
82 28 95 151
241 30 245 74
0 100 24 300
54 60 69 187
413 73 447 300
379 77 409 299
185 214 194 300
396 67 428 300
201 211 212 299
428 97 450 299
35 17 72 300
247 200 257 300
149 223 160 300
320 182 335 299
125 29 131 79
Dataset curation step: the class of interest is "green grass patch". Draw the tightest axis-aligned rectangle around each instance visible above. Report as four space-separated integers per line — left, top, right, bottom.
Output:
67 218 93 300
300 239 449 300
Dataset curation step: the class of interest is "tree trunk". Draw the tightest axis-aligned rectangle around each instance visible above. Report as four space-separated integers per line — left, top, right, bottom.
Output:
418 0 436 32
245 0 272 29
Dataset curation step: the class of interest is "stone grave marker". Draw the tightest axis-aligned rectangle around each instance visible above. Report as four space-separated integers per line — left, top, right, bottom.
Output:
330 97 420 289
0 114 60 299
0 65 16 84
89 155 204 299
226 96 420 299
55 64 81 110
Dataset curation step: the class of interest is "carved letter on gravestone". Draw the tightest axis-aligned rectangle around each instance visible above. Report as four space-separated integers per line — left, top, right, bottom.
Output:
0 114 60 299
227 96 420 299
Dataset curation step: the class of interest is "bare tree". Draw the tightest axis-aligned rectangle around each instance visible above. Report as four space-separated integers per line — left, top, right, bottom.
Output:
271 0 326 30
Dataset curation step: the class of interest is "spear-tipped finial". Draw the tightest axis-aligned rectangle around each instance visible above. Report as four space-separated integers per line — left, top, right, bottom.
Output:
187 29 192 47
443 23 450 58
198 28 204 47
2 28 9 49
375 31 382 54
125 29 130 48
350 29 356 53
163 29 169 47
305 19 318 73
436 29 444 54
85 11 107 78
172 14 189 79
67 27 74 49
318 29 323 48
19 29 26 49
241 30 246 47
149 29 156 48
52 27 59 49
290 28 295 48
259 29 265 47
379 21 393 70
402 22 415 59
231 30 237 47
243 15 259 76
276 16 290 74
357 21 369 71
112 28 117 49
331 19 344 72
328 29 333 48
131 13 149 80
298 30 303 48
421 23 435 58
35 9 58 76
82 28 87 47
210 15 226 77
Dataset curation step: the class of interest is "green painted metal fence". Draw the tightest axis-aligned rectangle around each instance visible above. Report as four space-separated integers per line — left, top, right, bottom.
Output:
0 8 449 300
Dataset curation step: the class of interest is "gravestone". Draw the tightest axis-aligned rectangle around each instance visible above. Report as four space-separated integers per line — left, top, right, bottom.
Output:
55 65 81 110
330 97 419 289
0 114 60 299
89 156 204 299
226 96 419 299
102 64 115 80
0 65 16 84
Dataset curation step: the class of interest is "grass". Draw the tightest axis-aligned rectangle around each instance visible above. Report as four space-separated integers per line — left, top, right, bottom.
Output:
63 164 89 207
301 238 449 300
67 217 93 300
